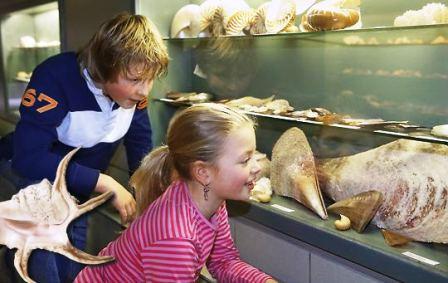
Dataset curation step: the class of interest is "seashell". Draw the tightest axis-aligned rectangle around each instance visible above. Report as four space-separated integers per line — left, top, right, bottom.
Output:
221 0 251 27
250 177 273 203
327 190 383 233
226 9 256 36
255 151 271 179
171 4 202 38
299 0 361 32
265 99 294 114
249 2 270 35
294 0 317 15
271 127 328 219
381 229 413 247
200 0 225 36
0 148 114 283
265 0 297 34
334 214 351 231
431 124 448 138
225 95 275 107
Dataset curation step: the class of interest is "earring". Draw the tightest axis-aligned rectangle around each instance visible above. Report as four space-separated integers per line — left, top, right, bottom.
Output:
203 183 210 201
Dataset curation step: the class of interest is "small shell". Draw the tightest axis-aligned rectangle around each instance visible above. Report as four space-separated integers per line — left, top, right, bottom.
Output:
265 0 297 34
334 214 351 231
170 4 202 38
431 124 448 138
381 229 413 247
327 190 383 233
226 9 256 36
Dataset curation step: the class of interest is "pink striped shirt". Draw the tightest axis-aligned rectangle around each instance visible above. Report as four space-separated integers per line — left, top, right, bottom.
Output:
75 180 272 282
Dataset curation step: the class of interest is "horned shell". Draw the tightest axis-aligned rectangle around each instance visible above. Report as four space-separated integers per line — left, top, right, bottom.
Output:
171 4 202 38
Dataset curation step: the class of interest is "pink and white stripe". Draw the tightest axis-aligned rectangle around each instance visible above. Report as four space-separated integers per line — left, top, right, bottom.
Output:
75 180 272 282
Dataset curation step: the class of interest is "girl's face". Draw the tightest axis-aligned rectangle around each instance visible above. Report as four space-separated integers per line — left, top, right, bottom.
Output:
102 64 154 109
209 125 261 202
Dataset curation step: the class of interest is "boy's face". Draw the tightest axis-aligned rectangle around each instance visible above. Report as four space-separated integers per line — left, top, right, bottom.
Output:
102 64 154 109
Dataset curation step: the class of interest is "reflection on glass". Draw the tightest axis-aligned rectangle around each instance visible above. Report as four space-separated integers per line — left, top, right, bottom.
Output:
1 2 60 114
194 37 258 100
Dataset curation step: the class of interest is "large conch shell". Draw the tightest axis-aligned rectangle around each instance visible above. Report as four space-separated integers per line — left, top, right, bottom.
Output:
170 4 202 38
0 148 114 283
300 0 361 32
271 127 327 219
327 190 383 233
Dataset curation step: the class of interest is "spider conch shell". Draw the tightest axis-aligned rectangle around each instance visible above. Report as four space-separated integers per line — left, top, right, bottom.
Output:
265 0 297 34
170 4 202 38
300 0 361 32
271 127 328 219
0 148 115 283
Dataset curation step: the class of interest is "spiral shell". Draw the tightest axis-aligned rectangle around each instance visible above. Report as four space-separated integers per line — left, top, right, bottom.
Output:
249 2 270 35
226 9 256 35
265 0 297 34
170 4 202 38
300 0 360 32
200 0 225 36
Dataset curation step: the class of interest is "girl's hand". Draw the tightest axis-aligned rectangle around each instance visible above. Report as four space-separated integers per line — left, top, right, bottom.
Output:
95 173 137 225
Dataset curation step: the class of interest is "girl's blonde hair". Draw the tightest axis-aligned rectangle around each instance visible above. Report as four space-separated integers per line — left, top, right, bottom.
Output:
130 103 255 215
78 12 168 83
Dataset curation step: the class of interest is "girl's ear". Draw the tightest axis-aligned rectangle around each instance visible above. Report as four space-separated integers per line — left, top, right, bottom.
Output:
191 160 212 186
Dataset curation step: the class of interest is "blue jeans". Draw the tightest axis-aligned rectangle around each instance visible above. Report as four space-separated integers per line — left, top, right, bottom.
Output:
1 159 88 282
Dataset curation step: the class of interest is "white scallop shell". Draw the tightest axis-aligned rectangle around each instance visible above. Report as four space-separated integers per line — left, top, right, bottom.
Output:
265 0 297 34
170 4 202 38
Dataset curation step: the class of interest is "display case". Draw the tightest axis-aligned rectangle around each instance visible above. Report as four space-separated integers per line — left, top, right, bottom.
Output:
138 0 448 282
0 1 60 114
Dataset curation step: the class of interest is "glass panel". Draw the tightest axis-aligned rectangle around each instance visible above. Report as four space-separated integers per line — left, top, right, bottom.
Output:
0 2 60 115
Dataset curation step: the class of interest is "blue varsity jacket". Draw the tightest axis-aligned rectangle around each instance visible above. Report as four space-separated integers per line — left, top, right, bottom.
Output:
11 52 152 201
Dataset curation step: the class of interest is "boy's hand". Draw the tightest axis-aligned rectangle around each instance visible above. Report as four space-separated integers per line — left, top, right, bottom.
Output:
95 173 137 225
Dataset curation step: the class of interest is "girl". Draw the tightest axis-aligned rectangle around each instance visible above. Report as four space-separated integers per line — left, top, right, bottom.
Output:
75 103 276 282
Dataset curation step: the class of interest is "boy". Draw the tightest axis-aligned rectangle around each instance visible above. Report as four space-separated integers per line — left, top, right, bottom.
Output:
1 12 168 282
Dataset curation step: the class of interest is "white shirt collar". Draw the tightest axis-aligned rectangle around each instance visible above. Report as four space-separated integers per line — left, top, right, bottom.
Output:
82 68 115 111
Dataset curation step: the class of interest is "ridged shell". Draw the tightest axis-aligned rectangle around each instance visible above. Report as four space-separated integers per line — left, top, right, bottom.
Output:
265 0 297 34
200 0 225 36
249 2 270 35
299 0 360 32
170 4 202 38
226 9 256 36
221 0 251 26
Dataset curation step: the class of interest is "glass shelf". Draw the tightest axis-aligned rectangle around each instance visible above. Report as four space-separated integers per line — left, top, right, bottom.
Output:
163 23 448 47
156 98 448 146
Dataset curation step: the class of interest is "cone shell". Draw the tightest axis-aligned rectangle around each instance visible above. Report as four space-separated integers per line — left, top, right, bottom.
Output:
271 127 327 219
171 4 202 38
327 190 383 233
265 0 297 34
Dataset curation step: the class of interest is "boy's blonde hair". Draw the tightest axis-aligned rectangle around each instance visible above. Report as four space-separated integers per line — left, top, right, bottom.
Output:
78 12 168 82
130 103 255 215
